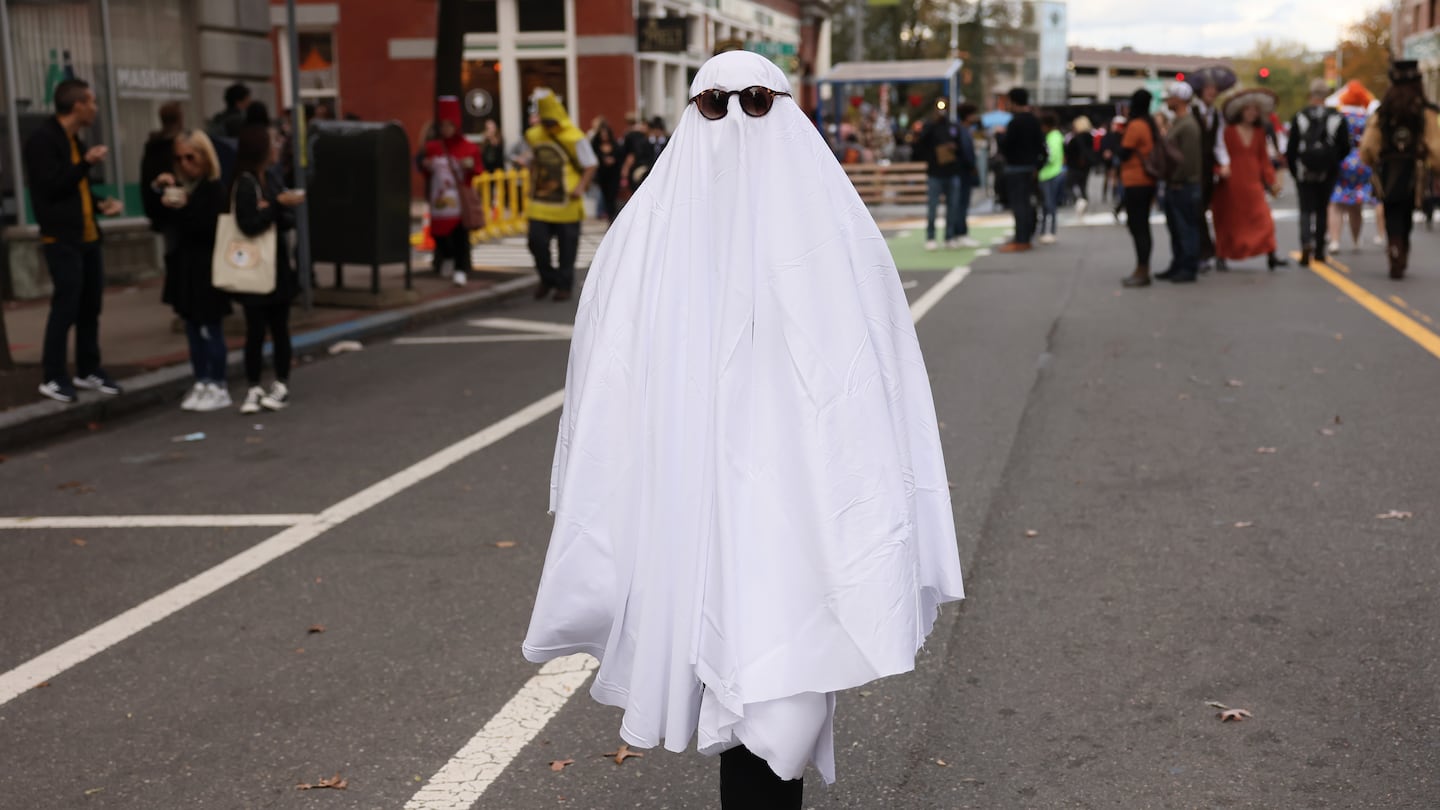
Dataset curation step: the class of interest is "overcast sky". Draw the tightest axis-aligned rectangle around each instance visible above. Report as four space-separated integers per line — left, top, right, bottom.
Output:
1065 0 1386 57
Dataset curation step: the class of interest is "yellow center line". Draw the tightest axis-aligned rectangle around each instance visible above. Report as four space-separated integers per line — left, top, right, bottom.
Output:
1293 253 1440 361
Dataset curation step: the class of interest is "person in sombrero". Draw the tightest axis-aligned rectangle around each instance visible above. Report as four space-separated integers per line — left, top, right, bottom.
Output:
1211 87 1289 271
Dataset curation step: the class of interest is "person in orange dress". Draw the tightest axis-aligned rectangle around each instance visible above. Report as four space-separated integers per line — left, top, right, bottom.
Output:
1212 89 1288 270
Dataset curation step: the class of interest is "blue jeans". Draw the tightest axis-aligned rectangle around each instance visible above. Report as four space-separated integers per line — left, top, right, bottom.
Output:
1164 182 1201 277
1004 166 1037 245
184 319 228 383
1039 171 1066 235
925 175 963 241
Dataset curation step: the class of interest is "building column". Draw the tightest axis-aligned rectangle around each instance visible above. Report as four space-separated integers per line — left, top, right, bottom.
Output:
197 0 274 117
575 0 637 135
497 0 523 149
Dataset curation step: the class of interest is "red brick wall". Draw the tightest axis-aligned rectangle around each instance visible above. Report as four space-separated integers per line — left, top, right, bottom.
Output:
577 55 637 135
754 0 801 16
575 0 635 35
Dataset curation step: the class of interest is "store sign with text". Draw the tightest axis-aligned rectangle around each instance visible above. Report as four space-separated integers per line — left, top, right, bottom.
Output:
637 17 687 53
115 67 191 100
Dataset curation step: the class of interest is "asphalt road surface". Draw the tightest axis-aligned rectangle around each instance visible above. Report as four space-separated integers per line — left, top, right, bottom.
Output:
3 207 1439 810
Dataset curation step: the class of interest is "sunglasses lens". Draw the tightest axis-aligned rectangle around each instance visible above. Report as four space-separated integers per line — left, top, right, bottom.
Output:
739 88 773 117
696 90 729 120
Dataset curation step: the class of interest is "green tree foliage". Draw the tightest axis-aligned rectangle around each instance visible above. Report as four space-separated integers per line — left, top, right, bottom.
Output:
1233 39 1323 121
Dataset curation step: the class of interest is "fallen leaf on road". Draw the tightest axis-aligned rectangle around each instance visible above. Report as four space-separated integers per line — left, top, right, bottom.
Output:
296 773 348 790
935 759 948 767
1377 510 1413 521
1225 379 1244 388
327 340 364 355
1318 428 1336 437
34 682 50 689
56 481 83 490
495 541 517 549
83 787 104 796
1256 447 1277 454
1206 701 1253 722
307 624 326 634
549 759 575 772
1335 333 1344 340
294 648 305 654
71 538 87 547
1233 522 1254 529
859 690 873 697
245 437 264 445
87 422 101 432
1177 393 1191 400
1334 415 1343 425
602 745 643 765
1024 530 1039 538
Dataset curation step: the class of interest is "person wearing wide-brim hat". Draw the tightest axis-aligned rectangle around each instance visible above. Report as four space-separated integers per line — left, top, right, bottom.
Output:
1359 60 1440 279
1211 87 1289 270
1189 66 1235 271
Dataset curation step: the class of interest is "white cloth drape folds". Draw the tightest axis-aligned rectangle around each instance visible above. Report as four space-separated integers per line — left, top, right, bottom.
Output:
523 51 965 783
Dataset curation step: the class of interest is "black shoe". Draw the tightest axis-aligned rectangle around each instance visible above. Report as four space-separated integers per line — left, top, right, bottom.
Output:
1168 273 1199 284
533 283 552 300
1154 268 1178 281
1267 253 1289 271
1215 259 1229 272
38 379 78 403
552 288 573 302
73 370 122 395
1300 247 1312 266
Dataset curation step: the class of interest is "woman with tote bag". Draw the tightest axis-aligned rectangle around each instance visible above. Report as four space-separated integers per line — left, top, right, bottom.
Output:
227 123 304 414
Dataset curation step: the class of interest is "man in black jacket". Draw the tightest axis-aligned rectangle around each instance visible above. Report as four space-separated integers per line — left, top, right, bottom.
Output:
23 78 124 403
1287 78 1350 265
998 88 1044 253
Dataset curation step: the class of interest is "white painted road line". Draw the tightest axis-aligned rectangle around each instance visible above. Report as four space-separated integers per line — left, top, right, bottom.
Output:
0 390 567 709
909 266 972 323
405 654 599 810
411 261 975 809
467 317 576 337
0 515 313 530
395 335 570 346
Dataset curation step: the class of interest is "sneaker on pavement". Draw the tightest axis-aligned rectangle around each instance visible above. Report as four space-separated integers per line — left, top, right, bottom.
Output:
261 381 290 411
1373 234 1386 246
38 379 78 403
240 386 265 414
1075 199 1088 216
73 370 122 395
452 270 468 287
924 239 938 251
957 236 981 248
1038 234 1057 245
194 383 232 412
943 238 959 249
181 382 207 411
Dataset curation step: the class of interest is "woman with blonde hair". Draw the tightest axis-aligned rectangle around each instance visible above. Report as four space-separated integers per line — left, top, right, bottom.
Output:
150 130 233 411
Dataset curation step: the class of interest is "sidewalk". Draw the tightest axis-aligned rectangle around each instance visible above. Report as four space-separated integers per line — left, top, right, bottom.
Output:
0 229 606 449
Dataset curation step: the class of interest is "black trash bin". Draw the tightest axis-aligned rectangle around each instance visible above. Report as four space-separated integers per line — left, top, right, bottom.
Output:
307 121 412 298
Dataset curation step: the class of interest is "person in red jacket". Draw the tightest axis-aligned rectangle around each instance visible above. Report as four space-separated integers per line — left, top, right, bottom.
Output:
420 97 481 286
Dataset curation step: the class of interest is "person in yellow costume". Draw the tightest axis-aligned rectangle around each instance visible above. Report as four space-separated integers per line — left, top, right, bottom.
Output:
524 89 598 302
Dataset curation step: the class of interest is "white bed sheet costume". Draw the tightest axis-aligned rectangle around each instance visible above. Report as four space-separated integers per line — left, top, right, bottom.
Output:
522 51 965 783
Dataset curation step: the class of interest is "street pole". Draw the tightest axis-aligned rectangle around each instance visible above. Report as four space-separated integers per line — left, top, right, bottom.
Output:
436 0 464 100
284 0 312 310
851 0 863 63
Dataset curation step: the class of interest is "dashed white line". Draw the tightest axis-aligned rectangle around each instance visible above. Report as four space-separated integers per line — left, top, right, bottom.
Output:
395 335 570 346
404 654 599 810
908 265 972 323
0 515 313 530
467 317 576 337
0 390 567 708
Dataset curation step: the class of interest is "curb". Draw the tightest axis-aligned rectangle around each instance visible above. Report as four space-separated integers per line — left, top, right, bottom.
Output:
0 274 541 453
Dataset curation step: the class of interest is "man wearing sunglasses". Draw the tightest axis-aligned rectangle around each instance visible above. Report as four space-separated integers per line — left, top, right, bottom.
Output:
523 50 963 810
523 90 597 302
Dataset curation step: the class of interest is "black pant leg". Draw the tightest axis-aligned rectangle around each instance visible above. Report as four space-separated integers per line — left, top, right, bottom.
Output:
243 305 267 385
452 228 473 272
40 243 85 382
556 221 581 291
528 219 557 288
1124 186 1154 266
74 243 104 377
267 303 292 383
719 746 803 810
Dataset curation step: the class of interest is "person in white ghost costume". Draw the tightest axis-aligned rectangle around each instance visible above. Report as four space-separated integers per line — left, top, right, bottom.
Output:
522 50 965 806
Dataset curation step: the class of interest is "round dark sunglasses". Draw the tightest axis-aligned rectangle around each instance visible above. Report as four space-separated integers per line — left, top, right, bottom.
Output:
688 86 792 120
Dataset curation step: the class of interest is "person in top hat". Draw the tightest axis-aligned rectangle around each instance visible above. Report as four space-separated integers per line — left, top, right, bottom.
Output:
420 96 482 286
1360 60 1440 279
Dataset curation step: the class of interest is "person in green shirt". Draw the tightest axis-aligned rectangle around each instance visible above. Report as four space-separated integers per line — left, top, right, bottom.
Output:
1037 112 1066 244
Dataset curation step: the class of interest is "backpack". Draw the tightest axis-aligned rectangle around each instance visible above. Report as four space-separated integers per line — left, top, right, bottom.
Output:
1141 119 1184 181
1294 108 1343 176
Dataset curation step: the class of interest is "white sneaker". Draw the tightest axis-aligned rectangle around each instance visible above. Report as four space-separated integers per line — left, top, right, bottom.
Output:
194 383 232 412
957 236 981 248
261 381 290 411
943 238 959 249
1039 234 1057 245
1373 234 1385 246
240 386 265 414
924 239 938 251
452 270 467 287
1075 199 1088 216
181 382 206 411
1326 240 1340 255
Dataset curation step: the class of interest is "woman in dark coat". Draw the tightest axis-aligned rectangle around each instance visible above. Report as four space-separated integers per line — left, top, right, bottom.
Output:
152 129 232 412
230 123 305 414
590 117 623 222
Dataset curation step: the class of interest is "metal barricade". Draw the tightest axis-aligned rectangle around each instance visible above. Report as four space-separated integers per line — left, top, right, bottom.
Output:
472 169 530 242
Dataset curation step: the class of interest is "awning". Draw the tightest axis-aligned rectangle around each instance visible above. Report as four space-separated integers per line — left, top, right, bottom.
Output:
818 59 963 86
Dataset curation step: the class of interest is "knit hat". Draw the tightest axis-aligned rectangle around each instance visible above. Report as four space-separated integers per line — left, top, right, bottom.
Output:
1166 81 1194 102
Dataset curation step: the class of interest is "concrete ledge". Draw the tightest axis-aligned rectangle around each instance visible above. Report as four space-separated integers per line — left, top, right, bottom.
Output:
0 275 541 452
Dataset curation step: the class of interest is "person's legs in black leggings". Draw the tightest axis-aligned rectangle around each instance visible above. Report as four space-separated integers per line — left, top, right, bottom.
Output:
266 303 292 383
1125 186 1154 266
720 745 802 810
243 305 267 386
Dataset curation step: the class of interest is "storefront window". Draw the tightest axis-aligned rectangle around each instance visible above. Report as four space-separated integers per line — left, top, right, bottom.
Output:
278 29 339 119
5 0 117 218
517 0 565 32
461 58 501 134
463 0 497 33
519 58 568 113
110 0 195 213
